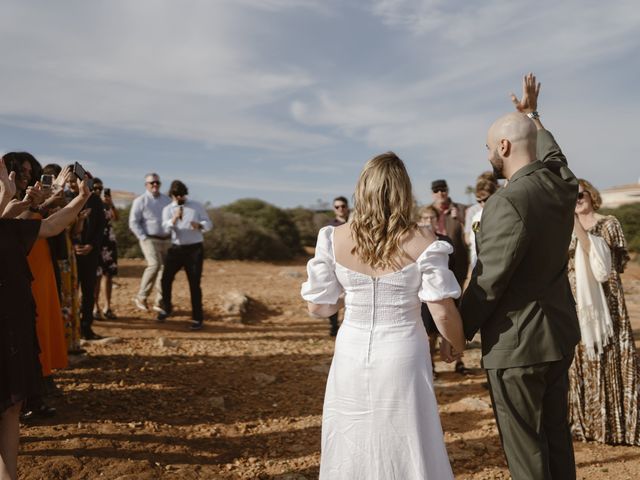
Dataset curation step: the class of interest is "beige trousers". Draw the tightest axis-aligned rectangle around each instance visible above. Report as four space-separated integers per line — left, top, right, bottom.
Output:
137 238 171 306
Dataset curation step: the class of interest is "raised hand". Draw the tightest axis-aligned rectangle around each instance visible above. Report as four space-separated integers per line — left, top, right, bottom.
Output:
0 157 17 200
510 72 541 114
53 164 74 189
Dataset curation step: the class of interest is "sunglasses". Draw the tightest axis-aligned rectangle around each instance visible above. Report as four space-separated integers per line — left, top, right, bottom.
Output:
146 180 161 186
93 185 103 191
432 188 447 194
334 204 348 210
476 196 489 204
577 191 589 201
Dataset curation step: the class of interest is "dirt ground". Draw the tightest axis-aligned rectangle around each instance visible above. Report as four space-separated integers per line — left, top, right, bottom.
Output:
17 257 640 479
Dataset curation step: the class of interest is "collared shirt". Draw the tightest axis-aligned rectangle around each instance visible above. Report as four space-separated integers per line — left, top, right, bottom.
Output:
162 199 212 246
129 191 172 240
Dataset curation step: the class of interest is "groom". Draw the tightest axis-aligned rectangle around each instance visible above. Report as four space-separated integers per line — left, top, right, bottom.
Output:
460 74 580 480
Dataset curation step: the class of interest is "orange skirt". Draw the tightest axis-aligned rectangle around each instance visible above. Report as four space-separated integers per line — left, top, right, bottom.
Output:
28 238 68 376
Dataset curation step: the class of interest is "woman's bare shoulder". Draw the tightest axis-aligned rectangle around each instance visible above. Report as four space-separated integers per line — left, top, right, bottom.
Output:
405 226 436 259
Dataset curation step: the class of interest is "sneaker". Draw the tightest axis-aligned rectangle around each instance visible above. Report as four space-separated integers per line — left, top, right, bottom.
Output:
156 309 169 323
151 304 165 314
134 297 148 312
189 321 203 331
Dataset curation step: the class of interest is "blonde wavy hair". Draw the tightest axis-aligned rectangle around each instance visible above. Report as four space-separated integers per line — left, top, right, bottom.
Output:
350 152 417 269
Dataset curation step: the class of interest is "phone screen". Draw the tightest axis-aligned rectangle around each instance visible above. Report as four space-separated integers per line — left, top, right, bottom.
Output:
41 174 53 187
73 162 87 180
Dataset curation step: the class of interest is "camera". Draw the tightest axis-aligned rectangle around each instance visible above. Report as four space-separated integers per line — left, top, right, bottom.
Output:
104 188 111 197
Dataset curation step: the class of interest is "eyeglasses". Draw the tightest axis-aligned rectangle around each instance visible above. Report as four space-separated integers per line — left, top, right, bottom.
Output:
146 180 161 186
334 204 348 210
432 188 447 194
476 196 489 204
577 191 589 201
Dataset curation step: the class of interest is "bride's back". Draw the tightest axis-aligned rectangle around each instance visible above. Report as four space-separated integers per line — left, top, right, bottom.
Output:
333 223 436 277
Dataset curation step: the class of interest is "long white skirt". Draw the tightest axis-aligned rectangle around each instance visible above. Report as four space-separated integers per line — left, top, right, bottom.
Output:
319 320 454 480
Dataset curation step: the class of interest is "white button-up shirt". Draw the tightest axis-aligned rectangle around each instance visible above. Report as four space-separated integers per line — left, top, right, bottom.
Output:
129 191 172 240
162 199 212 246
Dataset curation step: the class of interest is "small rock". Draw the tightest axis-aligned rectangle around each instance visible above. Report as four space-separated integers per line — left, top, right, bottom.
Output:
459 397 491 410
279 270 303 279
210 396 226 410
222 290 249 316
93 336 122 345
311 364 331 374
156 337 180 348
254 373 276 385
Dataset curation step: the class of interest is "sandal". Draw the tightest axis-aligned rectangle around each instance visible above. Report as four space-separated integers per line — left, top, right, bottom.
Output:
103 309 117 320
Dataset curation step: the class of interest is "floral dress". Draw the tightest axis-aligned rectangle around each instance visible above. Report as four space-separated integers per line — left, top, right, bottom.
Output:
97 204 118 277
567 215 640 445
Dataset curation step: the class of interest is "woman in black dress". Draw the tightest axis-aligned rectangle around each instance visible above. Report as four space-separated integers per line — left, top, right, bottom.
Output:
0 156 90 480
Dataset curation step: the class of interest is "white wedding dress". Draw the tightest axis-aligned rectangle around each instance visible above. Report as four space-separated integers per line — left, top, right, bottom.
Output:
301 226 460 480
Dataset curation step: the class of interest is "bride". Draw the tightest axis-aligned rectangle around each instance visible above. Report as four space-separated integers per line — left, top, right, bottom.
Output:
301 152 465 479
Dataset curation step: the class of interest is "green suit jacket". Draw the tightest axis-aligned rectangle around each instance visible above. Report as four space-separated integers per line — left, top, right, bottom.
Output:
461 129 580 369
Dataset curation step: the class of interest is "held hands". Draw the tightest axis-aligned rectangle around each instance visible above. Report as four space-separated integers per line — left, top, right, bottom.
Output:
510 72 540 114
440 339 464 363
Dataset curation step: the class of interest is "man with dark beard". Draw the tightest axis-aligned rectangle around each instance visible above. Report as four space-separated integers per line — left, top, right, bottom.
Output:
460 74 580 479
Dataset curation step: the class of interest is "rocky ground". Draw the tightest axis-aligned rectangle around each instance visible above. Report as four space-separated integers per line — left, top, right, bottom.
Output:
17 258 640 479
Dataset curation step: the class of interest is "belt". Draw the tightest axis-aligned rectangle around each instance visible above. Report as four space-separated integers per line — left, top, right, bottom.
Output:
147 235 171 240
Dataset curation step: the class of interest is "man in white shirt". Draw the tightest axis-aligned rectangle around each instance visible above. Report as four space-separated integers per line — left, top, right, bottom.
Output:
129 173 172 313
158 180 212 330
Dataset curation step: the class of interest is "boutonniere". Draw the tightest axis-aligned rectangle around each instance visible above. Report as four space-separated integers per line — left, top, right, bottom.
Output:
472 221 481 233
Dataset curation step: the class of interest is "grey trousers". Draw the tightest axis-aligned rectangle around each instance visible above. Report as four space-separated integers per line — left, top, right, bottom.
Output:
486 354 576 480
137 238 171 306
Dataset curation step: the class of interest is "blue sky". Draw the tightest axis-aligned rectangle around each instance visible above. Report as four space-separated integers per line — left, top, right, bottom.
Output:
1 0 639 208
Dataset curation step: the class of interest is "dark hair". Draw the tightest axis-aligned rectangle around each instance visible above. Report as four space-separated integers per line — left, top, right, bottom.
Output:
333 196 348 206
3 152 42 188
43 163 62 176
92 177 103 185
168 180 188 197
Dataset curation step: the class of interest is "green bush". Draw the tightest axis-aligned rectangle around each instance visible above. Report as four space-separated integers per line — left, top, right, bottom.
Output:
204 209 295 260
112 205 142 258
222 198 302 256
287 207 332 246
601 203 640 253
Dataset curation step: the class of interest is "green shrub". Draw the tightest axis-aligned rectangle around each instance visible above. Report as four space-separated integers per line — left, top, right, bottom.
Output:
112 206 142 258
222 198 302 256
287 207 332 246
204 209 295 260
601 203 640 253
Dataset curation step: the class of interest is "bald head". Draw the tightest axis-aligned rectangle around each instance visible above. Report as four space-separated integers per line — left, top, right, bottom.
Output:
486 112 537 180
488 112 537 149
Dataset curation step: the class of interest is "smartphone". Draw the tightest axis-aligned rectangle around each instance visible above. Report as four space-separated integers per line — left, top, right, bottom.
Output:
41 174 54 188
73 162 87 181
104 188 111 197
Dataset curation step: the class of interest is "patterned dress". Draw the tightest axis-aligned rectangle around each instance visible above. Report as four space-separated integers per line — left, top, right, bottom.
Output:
58 229 81 352
568 215 640 445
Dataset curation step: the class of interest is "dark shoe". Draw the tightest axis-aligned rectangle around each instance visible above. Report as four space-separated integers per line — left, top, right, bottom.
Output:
103 309 117 320
156 310 169 323
454 361 472 375
93 309 104 320
81 329 103 341
21 403 57 422
189 321 203 331
68 348 87 355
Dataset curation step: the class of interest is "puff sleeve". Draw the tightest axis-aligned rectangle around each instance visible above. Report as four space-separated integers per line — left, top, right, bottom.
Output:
418 241 461 302
301 226 344 304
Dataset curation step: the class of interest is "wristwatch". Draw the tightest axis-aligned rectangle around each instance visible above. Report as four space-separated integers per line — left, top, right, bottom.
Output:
526 111 540 120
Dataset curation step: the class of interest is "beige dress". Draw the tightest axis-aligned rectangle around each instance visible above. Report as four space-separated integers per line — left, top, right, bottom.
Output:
568 215 640 445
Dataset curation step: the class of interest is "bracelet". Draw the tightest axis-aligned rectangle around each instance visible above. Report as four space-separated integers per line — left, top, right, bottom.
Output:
28 205 40 213
526 111 540 120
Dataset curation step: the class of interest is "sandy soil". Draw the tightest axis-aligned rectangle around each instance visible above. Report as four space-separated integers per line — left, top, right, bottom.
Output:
17 258 640 479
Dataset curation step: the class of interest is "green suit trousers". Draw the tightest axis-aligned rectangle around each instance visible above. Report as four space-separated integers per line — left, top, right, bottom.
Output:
486 354 576 480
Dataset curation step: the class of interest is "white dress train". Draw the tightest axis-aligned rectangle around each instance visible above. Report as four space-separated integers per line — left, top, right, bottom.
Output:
301 226 461 480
